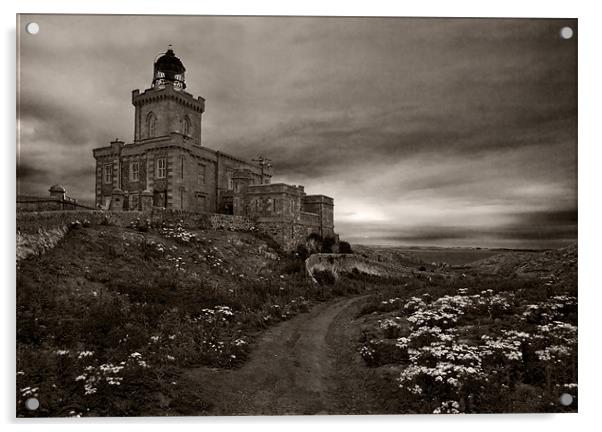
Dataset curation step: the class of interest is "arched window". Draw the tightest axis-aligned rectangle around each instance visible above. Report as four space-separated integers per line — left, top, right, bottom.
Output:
146 112 157 138
181 115 191 136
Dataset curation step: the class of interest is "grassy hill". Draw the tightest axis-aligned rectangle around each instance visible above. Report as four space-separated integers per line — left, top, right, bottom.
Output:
16 221 367 417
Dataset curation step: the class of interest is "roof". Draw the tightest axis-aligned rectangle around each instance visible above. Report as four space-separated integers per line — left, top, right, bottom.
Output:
48 184 66 193
155 49 185 75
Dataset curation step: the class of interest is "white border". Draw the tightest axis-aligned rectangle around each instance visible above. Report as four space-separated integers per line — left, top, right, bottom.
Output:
3 1 601 431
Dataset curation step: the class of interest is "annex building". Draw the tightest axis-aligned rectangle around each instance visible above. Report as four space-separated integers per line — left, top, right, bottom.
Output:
93 48 335 245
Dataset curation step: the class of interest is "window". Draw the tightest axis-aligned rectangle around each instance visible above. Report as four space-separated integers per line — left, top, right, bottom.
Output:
129 193 140 210
196 193 206 212
181 116 191 136
226 170 233 191
146 112 157 138
198 164 206 185
156 158 167 179
180 156 185 179
103 164 112 184
130 161 139 181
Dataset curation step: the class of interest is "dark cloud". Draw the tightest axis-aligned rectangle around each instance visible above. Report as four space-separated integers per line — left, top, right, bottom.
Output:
16 161 43 181
17 15 577 247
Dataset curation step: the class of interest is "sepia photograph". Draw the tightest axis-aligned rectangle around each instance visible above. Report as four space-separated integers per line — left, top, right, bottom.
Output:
16 14 577 417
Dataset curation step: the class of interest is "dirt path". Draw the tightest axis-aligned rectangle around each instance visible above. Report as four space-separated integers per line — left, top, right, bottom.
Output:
183 295 384 415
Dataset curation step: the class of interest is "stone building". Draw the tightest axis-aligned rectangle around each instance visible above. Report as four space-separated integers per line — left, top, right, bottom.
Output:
93 48 334 247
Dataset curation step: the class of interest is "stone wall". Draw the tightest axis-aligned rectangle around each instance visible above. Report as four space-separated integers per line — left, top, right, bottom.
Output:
15 208 260 261
16 205 329 261
16 208 260 234
256 219 322 252
208 214 256 231
17 199 95 213
299 211 320 227
17 210 142 234
302 195 334 237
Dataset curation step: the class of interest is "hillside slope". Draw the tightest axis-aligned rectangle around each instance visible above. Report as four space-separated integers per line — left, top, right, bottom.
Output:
468 243 577 280
16 222 367 417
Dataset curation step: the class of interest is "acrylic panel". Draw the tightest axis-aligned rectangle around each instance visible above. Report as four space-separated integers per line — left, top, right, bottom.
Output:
16 15 577 417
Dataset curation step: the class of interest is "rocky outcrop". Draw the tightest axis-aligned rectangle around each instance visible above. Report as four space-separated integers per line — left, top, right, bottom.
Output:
305 253 421 284
16 226 70 262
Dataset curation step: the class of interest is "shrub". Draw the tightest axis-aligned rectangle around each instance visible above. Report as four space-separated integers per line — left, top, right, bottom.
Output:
129 218 151 232
322 236 336 253
295 244 310 260
306 233 323 254
338 241 353 254
312 269 337 286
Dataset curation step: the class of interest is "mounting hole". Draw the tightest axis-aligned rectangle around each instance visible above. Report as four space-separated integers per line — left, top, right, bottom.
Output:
25 22 39 35
24 397 39 411
559 393 573 406
560 26 573 40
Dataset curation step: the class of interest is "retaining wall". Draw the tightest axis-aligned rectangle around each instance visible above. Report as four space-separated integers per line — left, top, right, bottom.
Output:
15 209 259 261
16 207 334 261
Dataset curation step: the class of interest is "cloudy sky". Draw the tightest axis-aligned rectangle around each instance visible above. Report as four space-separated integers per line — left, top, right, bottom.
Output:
17 15 577 248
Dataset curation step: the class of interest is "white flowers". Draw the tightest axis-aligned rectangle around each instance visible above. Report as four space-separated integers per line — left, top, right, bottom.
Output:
20 386 38 397
200 305 235 323
360 345 375 359
433 400 461 414
379 318 402 330
409 384 423 395
99 363 124 374
106 376 123 386
233 338 247 347
535 345 571 362
78 351 94 359
395 337 410 349
382 297 401 305
84 383 97 395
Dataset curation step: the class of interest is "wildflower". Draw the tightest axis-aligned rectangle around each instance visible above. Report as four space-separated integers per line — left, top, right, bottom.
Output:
409 384 423 395
106 376 123 386
433 400 461 414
